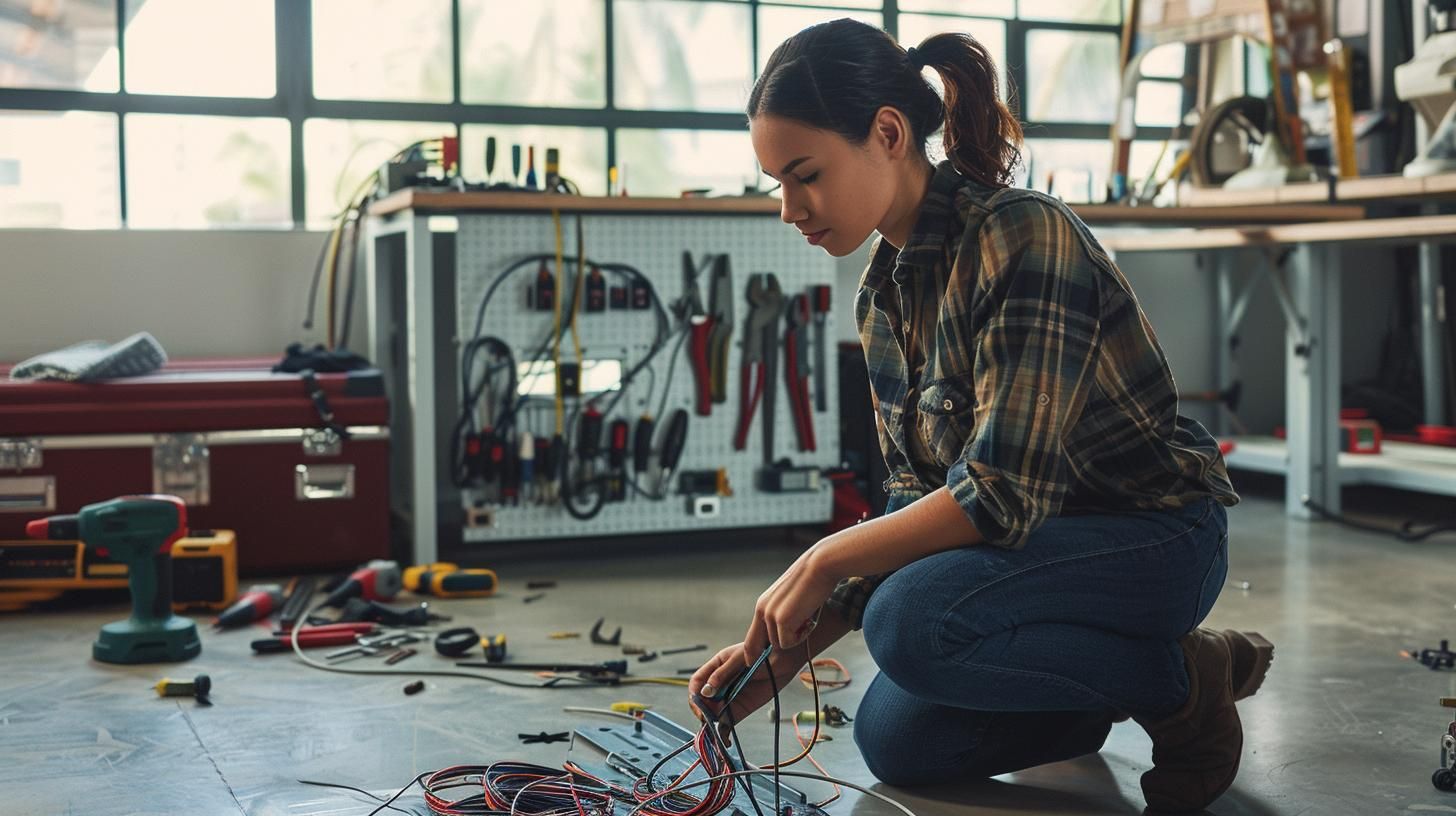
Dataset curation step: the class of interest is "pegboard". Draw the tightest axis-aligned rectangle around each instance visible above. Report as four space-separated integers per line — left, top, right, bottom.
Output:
455 212 840 543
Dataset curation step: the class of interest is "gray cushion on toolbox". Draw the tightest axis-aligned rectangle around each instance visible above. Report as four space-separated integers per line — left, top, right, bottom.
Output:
9 332 168 382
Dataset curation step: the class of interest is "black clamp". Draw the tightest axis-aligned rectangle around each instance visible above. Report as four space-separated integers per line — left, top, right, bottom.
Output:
300 368 351 440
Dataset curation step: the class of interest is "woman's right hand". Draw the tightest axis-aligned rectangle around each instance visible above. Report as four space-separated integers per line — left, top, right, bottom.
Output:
688 641 807 725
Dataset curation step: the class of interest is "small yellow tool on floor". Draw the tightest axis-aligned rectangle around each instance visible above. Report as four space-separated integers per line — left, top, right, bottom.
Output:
610 701 650 715
156 674 211 703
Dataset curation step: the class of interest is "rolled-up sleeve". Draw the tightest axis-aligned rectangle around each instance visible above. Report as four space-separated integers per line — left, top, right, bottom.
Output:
946 198 1102 549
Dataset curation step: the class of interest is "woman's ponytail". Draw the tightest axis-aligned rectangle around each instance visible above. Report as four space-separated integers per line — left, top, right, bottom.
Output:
915 33 1022 188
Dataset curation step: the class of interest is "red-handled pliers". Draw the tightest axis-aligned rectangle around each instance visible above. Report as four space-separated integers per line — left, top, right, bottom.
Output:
733 273 784 460
784 293 816 452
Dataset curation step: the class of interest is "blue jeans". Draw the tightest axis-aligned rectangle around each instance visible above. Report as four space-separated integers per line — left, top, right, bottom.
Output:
853 494 1229 785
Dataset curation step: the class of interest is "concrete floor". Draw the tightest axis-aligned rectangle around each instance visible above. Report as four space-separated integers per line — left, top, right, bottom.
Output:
4 490 1456 816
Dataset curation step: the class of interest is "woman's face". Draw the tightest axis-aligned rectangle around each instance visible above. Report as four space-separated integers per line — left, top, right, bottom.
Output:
750 114 898 258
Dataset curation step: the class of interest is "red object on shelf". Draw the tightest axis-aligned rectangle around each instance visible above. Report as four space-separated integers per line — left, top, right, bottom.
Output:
1418 425 1456 446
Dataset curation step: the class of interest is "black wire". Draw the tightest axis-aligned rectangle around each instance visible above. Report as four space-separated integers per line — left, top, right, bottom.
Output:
297 779 423 816
365 771 431 816
339 212 363 349
301 228 331 331
767 662 781 816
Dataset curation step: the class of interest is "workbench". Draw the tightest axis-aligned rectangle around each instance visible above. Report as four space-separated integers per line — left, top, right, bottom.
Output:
1094 183 1456 518
365 180 1452 553
364 192 844 565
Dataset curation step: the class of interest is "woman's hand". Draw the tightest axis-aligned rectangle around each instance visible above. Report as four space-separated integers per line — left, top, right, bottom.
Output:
688 641 808 724
741 549 839 663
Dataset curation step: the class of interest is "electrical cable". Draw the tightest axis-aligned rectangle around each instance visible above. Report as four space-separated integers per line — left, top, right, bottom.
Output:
297 778 425 816
304 634 901 816
1302 497 1456 542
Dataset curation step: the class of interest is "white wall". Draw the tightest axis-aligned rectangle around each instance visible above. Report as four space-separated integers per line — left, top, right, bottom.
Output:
0 229 337 363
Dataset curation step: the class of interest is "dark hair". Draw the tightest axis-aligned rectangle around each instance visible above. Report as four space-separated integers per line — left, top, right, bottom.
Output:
747 19 1022 188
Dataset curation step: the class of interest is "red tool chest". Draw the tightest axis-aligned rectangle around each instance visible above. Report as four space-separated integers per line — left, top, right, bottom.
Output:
0 359 392 575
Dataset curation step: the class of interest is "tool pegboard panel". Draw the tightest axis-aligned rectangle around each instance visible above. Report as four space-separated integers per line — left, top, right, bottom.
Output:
455 212 840 543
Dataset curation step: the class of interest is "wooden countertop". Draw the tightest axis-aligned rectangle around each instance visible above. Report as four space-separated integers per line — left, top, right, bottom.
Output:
370 188 1365 225
1097 213 1456 252
1176 172 1456 208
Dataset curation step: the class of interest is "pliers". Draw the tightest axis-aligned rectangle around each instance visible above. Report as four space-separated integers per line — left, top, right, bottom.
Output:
681 252 722 416
705 255 734 407
783 293 816 452
733 273 784 463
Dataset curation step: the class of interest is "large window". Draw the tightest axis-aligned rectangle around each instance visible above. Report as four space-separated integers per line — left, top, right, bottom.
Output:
0 0 1181 227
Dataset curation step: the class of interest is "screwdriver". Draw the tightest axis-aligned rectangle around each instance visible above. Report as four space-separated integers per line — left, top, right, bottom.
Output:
512 144 522 187
156 674 211 703
633 413 655 497
607 418 629 502
486 136 497 185
525 146 538 190
213 583 283 630
519 432 535 504
658 409 689 488
811 285 831 412
545 434 565 503
579 406 604 482
501 434 519 507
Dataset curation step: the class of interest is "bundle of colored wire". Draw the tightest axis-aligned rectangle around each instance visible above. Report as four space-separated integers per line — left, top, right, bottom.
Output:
421 762 615 816
629 727 736 816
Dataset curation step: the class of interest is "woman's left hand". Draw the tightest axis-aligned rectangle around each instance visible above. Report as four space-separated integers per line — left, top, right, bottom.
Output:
742 547 840 662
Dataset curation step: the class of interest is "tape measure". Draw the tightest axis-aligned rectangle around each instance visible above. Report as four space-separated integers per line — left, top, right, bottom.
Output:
434 627 480 657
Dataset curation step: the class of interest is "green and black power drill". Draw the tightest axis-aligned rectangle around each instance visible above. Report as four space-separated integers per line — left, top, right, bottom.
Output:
27 495 201 664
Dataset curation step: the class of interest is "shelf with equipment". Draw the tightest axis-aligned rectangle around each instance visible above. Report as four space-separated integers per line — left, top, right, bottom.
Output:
1223 435 1456 498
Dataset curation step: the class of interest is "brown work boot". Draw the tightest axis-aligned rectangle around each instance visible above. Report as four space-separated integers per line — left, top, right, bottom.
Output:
1135 629 1274 813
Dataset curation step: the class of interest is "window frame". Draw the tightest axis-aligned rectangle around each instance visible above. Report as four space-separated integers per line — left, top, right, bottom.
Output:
0 0 1182 228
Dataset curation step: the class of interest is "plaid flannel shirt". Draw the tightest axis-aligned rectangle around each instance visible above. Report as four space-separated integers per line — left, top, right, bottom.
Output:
825 162 1240 630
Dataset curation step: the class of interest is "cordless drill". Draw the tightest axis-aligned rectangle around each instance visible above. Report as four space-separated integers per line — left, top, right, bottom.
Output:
27 495 201 664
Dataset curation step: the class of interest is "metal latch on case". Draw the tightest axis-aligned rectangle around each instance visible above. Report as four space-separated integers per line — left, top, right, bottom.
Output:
0 438 42 471
303 428 344 457
153 433 210 505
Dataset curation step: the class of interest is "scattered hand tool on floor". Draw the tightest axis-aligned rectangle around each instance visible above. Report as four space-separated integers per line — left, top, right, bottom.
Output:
733 273 784 463
339 598 450 626
252 624 379 653
590 617 622 645
28 495 200 664
549 631 580 639
458 659 629 676
660 644 708 656
155 674 211 704
1405 640 1456 670
519 731 570 744
323 560 402 608
403 562 498 598
277 576 319 631
435 627 482 657
484 633 508 663
523 593 546 603
385 648 417 665
213 584 283 630
526 580 557 590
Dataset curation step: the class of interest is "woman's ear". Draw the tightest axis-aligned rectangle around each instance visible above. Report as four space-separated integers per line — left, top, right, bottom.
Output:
870 106 912 160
